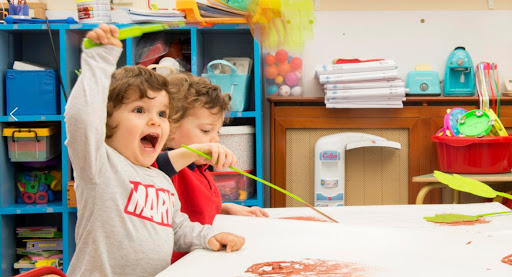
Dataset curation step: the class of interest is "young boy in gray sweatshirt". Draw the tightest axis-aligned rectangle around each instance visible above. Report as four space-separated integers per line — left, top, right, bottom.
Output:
65 24 245 277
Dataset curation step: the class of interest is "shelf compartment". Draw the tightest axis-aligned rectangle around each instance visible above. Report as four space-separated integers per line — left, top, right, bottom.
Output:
0 122 63 210
1 213 63 276
196 28 256 112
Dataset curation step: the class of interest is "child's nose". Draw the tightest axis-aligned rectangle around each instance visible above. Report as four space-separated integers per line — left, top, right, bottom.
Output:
210 134 219 143
147 114 160 126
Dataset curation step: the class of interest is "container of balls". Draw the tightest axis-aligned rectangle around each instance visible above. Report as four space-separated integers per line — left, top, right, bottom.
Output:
263 49 303 97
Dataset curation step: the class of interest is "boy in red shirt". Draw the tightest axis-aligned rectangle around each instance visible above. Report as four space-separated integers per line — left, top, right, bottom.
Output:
155 73 268 262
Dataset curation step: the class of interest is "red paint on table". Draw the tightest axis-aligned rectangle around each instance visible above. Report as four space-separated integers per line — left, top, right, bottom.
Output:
435 218 490 226
279 216 330 222
502 254 512 266
244 259 367 276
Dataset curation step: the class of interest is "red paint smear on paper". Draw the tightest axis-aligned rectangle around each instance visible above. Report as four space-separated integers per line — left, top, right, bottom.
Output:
434 217 490 226
279 216 330 222
502 254 512 266
244 259 367 276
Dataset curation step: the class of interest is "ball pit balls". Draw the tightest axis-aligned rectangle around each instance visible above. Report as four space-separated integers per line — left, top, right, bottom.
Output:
267 85 279 95
278 85 291 96
275 49 289 64
285 72 300 86
264 65 279 79
291 86 303 96
289 57 303 71
295 69 303 77
275 75 284 84
278 62 291 76
265 54 276 66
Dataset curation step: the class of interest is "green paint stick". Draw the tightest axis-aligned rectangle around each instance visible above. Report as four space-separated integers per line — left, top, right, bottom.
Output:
83 23 183 49
182 144 339 223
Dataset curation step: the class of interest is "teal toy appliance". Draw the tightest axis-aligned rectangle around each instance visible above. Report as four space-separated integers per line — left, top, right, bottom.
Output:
443 47 475 96
406 64 441 96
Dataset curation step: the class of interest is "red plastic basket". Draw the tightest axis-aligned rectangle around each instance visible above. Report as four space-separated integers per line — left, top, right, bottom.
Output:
432 135 512 174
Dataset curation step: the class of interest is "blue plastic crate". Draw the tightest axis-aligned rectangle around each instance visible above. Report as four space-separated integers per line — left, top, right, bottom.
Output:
6 69 59 115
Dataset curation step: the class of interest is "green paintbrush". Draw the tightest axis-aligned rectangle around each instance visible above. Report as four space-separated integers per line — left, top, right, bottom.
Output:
433 170 512 200
83 23 184 49
424 210 512 223
182 144 339 223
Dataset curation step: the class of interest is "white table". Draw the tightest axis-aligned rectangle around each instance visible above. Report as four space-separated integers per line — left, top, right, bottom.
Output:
157 203 512 277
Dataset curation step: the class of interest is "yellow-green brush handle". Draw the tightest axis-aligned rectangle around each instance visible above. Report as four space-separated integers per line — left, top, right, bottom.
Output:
83 24 169 49
495 191 512 200
181 144 307 204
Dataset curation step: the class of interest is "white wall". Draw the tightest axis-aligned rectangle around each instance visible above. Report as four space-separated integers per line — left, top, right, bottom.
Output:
302 10 512 96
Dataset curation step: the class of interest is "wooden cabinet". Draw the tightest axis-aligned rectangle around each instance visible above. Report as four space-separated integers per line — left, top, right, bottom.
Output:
269 96 512 207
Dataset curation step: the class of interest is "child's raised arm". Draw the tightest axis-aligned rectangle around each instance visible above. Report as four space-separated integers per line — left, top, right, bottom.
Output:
65 24 123 181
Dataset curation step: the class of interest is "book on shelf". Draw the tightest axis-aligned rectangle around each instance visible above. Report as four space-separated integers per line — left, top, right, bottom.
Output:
196 0 247 17
13 257 36 269
323 79 404 90
315 60 397 76
318 70 399 84
25 239 63 251
16 226 62 238
17 248 62 258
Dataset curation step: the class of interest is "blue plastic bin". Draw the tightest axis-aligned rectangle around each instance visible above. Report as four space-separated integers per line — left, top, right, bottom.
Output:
6 69 60 115
202 60 251 112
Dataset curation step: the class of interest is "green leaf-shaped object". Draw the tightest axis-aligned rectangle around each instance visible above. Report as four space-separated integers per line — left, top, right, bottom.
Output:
424 214 479 223
433 170 498 198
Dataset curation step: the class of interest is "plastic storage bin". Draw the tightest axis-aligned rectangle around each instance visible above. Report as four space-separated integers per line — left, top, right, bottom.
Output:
432 135 512 173
5 69 59 115
202 60 251 112
215 125 254 172
211 170 255 201
2 126 60 162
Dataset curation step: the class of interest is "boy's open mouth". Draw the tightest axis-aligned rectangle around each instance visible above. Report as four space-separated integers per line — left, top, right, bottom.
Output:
140 133 159 150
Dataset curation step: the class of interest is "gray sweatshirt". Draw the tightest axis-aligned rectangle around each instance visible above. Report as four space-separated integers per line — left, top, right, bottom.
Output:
65 44 217 277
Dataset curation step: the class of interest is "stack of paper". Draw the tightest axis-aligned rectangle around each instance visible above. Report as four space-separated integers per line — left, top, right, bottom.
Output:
315 60 406 108
128 9 185 23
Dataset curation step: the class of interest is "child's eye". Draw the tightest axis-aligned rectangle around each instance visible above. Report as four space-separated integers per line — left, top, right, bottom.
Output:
158 111 168 118
133 107 144 113
201 129 211 134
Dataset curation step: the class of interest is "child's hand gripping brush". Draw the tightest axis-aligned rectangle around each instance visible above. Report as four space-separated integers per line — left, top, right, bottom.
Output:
182 145 339 223
83 24 183 49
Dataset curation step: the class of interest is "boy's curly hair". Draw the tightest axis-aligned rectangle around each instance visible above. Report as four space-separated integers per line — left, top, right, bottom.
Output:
106 65 171 138
167 73 231 125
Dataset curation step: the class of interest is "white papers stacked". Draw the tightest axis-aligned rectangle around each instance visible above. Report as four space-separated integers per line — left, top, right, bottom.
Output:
128 9 185 23
315 60 406 108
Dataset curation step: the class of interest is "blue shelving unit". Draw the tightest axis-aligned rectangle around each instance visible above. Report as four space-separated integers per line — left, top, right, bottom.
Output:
0 23 264 276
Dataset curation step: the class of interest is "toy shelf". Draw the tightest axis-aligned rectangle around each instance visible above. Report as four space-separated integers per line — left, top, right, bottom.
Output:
0 23 264 276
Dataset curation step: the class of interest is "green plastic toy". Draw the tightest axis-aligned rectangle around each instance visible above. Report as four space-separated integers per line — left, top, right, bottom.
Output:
83 24 183 49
